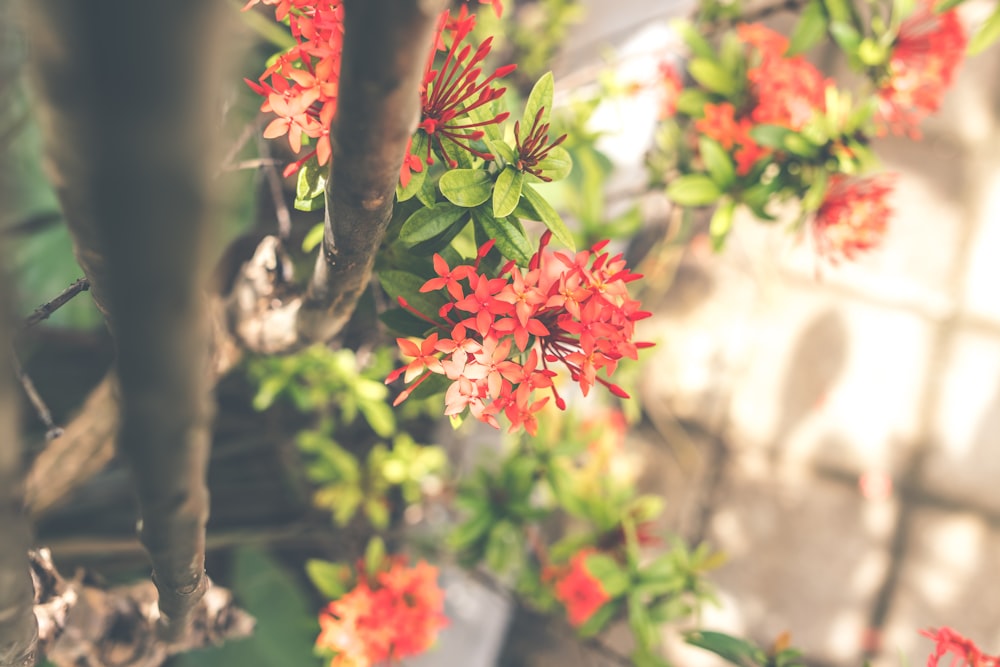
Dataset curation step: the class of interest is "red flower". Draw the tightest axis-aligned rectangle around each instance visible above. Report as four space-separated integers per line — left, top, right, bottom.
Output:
658 61 683 119
553 550 611 627
386 234 651 434
813 174 895 262
921 627 1000 667
413 8 515 168
513 107 567 182
876 0 967 138
696 103 765 176
246 0 344 176
316 558 447 667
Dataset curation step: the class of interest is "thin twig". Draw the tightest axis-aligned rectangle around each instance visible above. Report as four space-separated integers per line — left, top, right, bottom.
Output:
9 349 62 440
21 277 90 330
258 131 293 240
219 157 282 172
219 120 259 173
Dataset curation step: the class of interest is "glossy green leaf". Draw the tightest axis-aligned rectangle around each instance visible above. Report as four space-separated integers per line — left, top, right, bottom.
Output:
787 0 829 55
399 201 467 247
378 308 433 338
364 536 386 576
378 270 446 321
676 89 712 117
685 630 767 666
493 167 524 217
783 133 819 158
699 137 735 188
709 199 736 251
666 174 722 207
628 593 657 650
439 168 493 207
465 100 505 143
536 145 573 181
801 169 829 212
969 2 1000 54
487 137 518 163
305 559 351 600
688 58 736 96
673 20 717 59
585 553 630 597
472 207 533 266
301 222 324 253
521 71 555 142
829 20 862 54
521 184 576 251
749 124 794 149
358 399 395 438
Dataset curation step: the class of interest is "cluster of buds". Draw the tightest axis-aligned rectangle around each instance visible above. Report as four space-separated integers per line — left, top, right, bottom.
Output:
244 0 344 176
315 558 447 667
921 627 1000 667
386 233 652 435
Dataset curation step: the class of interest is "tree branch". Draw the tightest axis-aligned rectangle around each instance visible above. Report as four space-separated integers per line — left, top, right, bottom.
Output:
22 0 235 641
229 0 449 353
0 2 39 661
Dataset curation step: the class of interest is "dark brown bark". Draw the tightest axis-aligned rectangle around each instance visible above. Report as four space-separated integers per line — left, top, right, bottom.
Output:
21 0 235 642
229 0 449 352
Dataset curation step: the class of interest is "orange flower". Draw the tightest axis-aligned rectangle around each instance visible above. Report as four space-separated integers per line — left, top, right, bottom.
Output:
696 103 766 176
316 558 448 667
553 550 611 627
876 0 967 138
812 174 895 262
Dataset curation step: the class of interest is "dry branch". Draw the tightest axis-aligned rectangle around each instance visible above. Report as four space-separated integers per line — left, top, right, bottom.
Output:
29 549 253 667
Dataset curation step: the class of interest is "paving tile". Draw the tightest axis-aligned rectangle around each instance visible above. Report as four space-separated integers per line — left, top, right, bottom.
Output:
876 508 1000 667
672 465 897 666
919 327 1000 513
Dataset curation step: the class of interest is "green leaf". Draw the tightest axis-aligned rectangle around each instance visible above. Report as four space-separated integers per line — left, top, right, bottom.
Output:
365 498 390 529
584 553 630 597
450 509 494 551
295 161 327 212
628 593 657 650
801 169 829 212
685 630 766 666
676 88 712 117
536 145 573 181
465 100 505 143
666 174 722 207
396 133 428 202
493 167 524 218
673 20 716 59
487 137 518 163
857 37 887 66
378 308 433 338
471 207 533 266
364 536 386 575
698 137 735 188
399 201 467 247
687 58 736 96
969 2 1000 54
934 0 966 12
829 21 862 54
576 599 620 638
787 0 829 55
485 521 522 573
439 168 493 207
358 399 395 438
709 199 736 251
521 184 576 251
305 559 351 600
172 548 322 667
301 222 324 253
783 133 819 158
521 71 555 143
749 124 794 149
378 270 446 322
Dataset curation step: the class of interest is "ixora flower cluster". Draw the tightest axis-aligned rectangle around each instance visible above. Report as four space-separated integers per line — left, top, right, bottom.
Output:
386 233 652 435
655 0 967 264
315 557 447 667
877 0 968 138
245 0 507 177
550 550 612 627
921 627 1000 667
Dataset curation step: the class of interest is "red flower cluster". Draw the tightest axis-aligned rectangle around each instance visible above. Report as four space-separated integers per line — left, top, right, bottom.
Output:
403 6 515 182
921 627 1000 667
386 234 652 435
316 558 447 667
877 0 967 138
552 550 611 627
696 24 829 175
812 174 895 261
245 0 344 176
